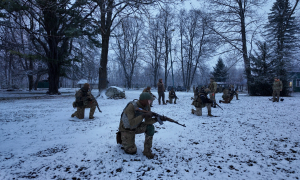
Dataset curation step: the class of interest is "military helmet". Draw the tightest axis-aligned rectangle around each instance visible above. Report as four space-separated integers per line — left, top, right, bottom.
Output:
83 83 90 90
139 92 152 101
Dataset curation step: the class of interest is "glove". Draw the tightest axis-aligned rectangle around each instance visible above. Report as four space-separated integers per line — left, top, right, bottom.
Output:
142 112 153 119
160 116 167 121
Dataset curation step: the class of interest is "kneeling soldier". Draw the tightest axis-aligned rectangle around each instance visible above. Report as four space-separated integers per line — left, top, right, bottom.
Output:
191 87 214 117
117 92 163 159
219 88 231 104
166 87 177 104
71 83 97 119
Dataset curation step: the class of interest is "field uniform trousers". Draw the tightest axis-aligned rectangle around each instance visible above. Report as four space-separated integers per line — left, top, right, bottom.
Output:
194 103 212 116
120 122 153 154
72 103 96 119
273 90 280 101
158 92 165 104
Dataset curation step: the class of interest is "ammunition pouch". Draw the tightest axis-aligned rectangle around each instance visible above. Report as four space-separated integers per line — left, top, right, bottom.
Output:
192 100 204 108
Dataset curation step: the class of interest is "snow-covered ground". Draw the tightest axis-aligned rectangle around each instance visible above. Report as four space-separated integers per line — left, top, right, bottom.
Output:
0 88 299 180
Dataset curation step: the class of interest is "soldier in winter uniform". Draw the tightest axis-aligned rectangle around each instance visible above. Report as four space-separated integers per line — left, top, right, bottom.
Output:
191 87 214 116
193 85 200 100
117 92 165 159
272 77 283 102
166 87 177 104
230 85 239 100
219 88 231 104
71 83 97 119
157 79 167 105
208 78 217 108
142 86 156 107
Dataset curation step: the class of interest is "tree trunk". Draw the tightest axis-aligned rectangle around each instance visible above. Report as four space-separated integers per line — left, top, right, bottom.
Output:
98 34 109 91
28 75 34 91
47 62 60 94
238 1 251 92
34 74 41 90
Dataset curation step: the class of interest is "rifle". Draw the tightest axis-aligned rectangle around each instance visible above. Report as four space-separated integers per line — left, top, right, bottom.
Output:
96 104 102 113
214 102 223 110
136 108 186 127
151 93 157 99
88 96 102 113
207 99 223 110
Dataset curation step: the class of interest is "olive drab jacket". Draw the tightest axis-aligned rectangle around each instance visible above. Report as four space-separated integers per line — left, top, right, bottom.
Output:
143 88 155 100
119 100 157 131
273 80 283 91
157 82 165 93
208 80 217 93
74 88 97 107
169 90 176 98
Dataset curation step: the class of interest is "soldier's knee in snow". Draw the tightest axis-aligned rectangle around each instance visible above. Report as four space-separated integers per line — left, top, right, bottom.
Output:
124 146 137 155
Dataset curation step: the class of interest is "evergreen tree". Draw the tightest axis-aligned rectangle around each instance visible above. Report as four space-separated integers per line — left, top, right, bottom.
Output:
265 0 298 96
211 58 228 82
1 0 100 94
249 41 274 96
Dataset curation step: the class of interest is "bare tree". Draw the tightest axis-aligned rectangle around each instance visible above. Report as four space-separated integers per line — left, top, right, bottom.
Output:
205 0 268 91
160 5 175 88
91 0 182 92
143 14 165 88
178 9 217 90
112 17 143 89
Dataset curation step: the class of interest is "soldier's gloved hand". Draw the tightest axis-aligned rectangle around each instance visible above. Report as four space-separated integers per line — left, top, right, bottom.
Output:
160 116 167 121
142 112 153 119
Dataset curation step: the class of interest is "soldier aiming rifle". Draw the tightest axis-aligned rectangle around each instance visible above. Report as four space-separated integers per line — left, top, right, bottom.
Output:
116 92 184 159
71 83 101 119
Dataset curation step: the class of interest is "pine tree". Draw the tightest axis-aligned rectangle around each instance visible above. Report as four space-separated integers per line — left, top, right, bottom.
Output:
265 0 298 96
211 58 228 82
249 41 275 96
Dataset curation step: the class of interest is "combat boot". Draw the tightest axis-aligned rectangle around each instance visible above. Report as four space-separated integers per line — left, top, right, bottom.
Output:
208 110 214 117
143 148 155 159
191 109 195 114
89 116 95 119
219 100 222 103
143 135 155 159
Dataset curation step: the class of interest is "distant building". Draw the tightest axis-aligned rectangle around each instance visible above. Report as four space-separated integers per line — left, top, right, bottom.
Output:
77 79 98 89
288 72 300 92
